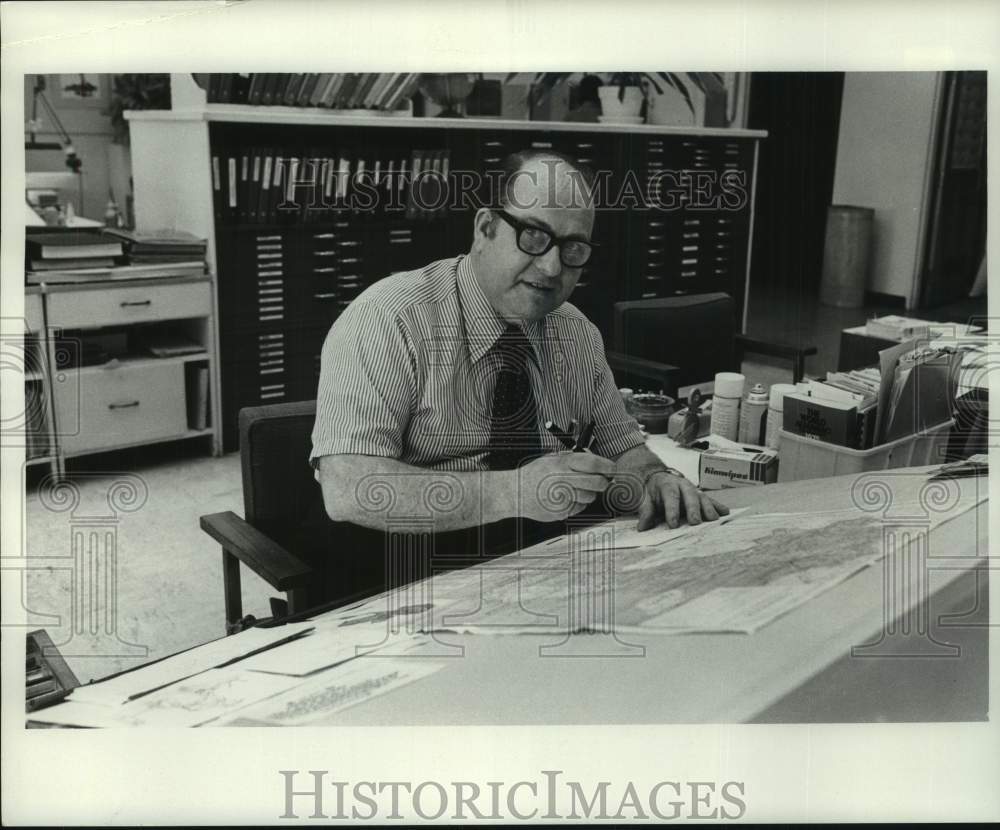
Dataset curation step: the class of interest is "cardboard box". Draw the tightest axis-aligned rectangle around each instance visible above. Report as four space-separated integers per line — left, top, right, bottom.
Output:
699 446 778 490
783 393 861 448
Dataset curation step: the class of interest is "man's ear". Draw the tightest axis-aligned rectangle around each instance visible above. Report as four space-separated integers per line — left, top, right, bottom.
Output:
473 208 497 241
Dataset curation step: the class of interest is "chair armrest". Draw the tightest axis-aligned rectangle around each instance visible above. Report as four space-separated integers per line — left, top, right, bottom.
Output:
734 334 818 361
606 350 681 393
199 511 314 591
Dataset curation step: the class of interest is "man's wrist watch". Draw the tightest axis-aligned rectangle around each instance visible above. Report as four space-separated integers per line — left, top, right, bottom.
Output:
643 466 686 486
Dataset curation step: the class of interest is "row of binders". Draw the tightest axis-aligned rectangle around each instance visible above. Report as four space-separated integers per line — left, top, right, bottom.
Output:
783 341 961 450
211 147 453 224
206 73 422 111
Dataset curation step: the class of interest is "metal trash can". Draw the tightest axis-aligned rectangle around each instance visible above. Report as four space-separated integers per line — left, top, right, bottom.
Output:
820 205 874 308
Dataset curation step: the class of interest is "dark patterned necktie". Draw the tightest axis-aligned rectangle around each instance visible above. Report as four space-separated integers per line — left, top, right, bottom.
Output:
486 323 542 470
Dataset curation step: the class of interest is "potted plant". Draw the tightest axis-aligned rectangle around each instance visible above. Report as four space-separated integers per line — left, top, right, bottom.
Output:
598 72 647 121
105 74 171 145
103 74 171 226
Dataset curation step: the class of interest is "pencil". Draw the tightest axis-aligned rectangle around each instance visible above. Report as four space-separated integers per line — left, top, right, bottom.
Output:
574 420 595 452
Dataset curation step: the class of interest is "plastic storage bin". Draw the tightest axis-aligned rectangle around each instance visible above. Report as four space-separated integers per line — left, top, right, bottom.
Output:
776 419 954 482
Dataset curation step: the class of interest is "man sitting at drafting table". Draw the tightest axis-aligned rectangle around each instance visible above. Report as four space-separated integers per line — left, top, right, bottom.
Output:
310 149 727 558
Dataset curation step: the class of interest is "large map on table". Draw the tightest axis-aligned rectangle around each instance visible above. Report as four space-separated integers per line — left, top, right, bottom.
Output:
422 495 979 635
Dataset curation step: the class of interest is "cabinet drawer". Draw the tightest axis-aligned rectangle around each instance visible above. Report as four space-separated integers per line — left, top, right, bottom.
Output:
47 281 211 328
54 360 188 455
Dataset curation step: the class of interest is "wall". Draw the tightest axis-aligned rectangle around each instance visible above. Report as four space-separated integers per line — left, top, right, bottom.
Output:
23 74 129 222
831 72 943 306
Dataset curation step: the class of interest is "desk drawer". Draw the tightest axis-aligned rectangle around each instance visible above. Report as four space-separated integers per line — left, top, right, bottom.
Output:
47 281 211 329
54 360 187 455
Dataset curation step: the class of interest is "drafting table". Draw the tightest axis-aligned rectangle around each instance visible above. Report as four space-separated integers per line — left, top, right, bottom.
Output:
29 465 988 726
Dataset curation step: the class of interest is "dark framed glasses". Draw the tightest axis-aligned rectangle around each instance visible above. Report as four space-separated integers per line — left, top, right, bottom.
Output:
494 210 596 268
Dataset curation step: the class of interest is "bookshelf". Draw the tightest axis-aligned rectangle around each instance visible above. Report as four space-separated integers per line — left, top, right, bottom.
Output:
128 100 766 451
25 274 221 474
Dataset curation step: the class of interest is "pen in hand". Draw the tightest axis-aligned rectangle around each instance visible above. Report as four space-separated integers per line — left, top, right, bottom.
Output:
574 420 595 452
545 420 576 451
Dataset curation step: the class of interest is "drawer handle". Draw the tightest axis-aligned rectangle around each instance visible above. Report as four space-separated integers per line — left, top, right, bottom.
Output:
108 401 140 410
120 300 151 307
314 292 337 300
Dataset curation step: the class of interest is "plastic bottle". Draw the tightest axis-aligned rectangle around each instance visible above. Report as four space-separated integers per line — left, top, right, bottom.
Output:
709 372 745 441
104 192 120 228
765 383 798 449
738 383 770 445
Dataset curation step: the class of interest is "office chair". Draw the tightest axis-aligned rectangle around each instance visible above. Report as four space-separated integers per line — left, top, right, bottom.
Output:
198 401 561 633
199 401 394 634
604 292 817 397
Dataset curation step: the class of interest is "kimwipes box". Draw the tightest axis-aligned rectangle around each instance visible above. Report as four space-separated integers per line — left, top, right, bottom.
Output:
699 446 778 490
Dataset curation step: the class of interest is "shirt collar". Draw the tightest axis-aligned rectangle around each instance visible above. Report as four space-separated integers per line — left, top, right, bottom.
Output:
456 255 545 367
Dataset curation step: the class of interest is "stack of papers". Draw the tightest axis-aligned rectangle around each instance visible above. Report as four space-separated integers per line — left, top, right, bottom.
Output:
866 315 933 341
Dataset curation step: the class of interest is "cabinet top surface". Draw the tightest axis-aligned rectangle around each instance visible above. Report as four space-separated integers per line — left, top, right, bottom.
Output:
126 107 767 139
25 274 211 294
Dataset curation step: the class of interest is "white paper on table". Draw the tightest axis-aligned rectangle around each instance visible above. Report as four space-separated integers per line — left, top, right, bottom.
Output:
36 667 305 727
238 631 366 676
29 700 144 729
112 667 304 726
239 622 434 677
634 573 870 634
542 507 748 554
217 657 445 726
69 622 315 705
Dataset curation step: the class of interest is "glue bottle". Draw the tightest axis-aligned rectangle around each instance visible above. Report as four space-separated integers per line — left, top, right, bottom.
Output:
738 383 769 445
710 372 745 441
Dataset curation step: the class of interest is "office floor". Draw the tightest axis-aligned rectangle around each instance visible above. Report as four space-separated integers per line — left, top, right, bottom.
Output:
23 447 275 684
21 289 987 685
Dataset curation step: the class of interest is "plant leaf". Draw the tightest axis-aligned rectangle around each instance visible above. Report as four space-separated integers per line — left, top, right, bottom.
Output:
665 72 695 116
643 73 664 95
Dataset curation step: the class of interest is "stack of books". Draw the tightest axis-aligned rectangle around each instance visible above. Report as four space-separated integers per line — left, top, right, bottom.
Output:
206 73 422 111
26 229 207 284
25 231 123 277
104 229 207 269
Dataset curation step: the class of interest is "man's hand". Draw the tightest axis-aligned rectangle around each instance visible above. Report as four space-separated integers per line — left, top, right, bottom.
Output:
637 469 729 530
513 452 616 522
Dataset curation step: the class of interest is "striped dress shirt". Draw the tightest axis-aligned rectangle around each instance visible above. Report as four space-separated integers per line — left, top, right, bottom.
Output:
310 255 645 470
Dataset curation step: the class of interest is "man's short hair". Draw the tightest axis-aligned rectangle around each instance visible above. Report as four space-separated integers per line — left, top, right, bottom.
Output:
493 148 596 210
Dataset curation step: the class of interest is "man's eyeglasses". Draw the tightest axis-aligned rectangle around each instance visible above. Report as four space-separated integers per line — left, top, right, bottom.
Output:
493 210 595 268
